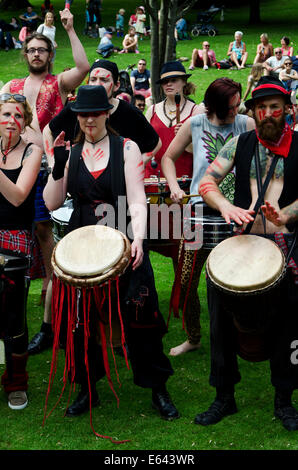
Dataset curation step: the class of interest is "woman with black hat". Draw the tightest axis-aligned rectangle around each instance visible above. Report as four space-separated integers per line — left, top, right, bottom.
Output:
43 85 179 424
145 61 201 352
145 61 201 180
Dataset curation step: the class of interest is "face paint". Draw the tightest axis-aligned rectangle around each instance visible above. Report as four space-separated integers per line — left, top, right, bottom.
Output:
258 109 266 121
0 121 9 125
12 116 21 132
272 109 283 118
16 106 24 120
45 140 54 157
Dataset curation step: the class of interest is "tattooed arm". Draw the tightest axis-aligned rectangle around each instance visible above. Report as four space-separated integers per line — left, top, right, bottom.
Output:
0 143 42 207
261 200 298 226
124 139 147 269
199 136 255 225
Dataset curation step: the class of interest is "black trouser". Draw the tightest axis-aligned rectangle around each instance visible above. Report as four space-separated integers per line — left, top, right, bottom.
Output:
207 270 298 391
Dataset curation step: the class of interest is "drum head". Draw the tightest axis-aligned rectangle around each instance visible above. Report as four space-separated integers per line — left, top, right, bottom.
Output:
207 235 285 293
55 225 125 277
51 199 73 224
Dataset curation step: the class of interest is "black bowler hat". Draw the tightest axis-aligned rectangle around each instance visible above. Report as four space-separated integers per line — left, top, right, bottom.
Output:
244 76 291 109
70 85 113 113
156 61 191 84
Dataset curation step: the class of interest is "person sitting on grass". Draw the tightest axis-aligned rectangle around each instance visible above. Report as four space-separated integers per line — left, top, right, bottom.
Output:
253 33 273 64
189 41 216 71
227 31 248 70
96 29 116 58
119 26 139 53
279 57 298 104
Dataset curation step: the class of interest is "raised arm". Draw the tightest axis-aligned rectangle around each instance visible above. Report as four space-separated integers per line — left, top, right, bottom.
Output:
161 118 192 203
58 9 90 95
0 144 42 207
199 136 255 225
43 132 69 211
124 139 147 269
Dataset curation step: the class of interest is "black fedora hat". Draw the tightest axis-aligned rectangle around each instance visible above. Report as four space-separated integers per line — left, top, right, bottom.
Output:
70 85 113 113
245 76 291 109
156 61 191 84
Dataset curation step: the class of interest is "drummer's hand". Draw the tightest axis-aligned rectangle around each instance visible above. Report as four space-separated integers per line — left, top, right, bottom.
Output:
170 187 186 204
219 200 255 225
261 201 286 226
174 123 183 135
131 239 144 270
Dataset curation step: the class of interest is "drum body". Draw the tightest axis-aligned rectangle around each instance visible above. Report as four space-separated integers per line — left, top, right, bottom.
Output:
51 225 131 347
51 199 74 243
206 235 286 361
145 177 191 259
0 248 30 340
186 215 234 250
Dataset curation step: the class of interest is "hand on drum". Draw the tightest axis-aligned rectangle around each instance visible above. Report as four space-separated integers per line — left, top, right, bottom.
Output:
261 201 285 226
131 239 144 270
219 200 255 225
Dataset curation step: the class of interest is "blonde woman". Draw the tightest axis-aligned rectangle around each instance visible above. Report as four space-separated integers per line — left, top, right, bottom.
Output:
37 11 57 62
253 33 273 64
0 93 42 410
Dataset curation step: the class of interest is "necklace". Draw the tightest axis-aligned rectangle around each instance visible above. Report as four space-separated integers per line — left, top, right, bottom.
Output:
85 133 108 148
0 137 22 164
163 98 187 127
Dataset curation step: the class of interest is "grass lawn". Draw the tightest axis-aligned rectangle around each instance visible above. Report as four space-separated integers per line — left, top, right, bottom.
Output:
0 0 298 453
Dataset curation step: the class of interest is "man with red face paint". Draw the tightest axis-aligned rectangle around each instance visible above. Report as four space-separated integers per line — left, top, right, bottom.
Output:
196 76 298 432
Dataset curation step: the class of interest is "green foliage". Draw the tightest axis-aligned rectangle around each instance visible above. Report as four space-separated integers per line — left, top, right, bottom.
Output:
0 0 298 452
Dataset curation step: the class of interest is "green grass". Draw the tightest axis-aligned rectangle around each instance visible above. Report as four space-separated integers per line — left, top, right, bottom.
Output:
0 0 298 452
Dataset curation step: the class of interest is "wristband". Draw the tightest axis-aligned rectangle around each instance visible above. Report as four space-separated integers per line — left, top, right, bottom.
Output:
52 146 69 180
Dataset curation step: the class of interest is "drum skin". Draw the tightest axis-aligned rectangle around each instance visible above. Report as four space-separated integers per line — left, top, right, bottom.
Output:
52 225 131 288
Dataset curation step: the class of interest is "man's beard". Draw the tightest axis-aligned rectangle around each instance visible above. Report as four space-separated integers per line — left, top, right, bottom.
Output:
28 61 49 75
256 115 286 142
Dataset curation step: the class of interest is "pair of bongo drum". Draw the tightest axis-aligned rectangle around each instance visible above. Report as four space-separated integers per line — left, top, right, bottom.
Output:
206 234 286 361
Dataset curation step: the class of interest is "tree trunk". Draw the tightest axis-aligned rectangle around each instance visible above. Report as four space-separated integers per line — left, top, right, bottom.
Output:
249 0 261 24
0 0 32 8
145 0 199 103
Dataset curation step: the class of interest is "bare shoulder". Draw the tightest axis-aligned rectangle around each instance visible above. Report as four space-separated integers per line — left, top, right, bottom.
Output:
22 143 42 163
246 116 256 130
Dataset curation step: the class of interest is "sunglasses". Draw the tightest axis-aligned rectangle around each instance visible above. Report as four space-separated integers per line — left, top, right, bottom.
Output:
77 111 107 117
0 93 26 103
285 62 292 65
275 51 282 54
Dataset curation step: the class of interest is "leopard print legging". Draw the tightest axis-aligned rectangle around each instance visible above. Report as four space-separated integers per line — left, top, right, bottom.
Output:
177 239 209 345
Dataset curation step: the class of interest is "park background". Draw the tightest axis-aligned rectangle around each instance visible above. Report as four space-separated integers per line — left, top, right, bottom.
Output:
0 0 298 452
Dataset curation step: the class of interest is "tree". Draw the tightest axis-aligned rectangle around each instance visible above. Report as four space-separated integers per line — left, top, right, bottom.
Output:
0 0 32 8
248 0 261 24
143 0 198 103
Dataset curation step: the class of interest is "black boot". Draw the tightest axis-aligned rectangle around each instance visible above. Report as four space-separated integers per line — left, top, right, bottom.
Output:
66 385 99 417
152 385 180 420
195 386 237 426
274 389 298 431
28 322 53 355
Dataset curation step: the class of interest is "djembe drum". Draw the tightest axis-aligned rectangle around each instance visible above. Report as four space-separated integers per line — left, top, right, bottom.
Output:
51 224 131 365
206 234 286 361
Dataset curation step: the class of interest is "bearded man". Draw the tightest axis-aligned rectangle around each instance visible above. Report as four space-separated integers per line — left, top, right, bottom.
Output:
196 76 298 431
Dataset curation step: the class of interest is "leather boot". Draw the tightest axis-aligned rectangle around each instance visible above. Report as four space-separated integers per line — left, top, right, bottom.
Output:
152 385 180 420
274 389 298 431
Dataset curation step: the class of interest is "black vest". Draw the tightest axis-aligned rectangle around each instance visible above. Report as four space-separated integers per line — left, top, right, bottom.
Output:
234 130 298 212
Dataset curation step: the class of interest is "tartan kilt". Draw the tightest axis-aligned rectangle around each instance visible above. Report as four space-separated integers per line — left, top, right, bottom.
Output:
0 229 46 280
